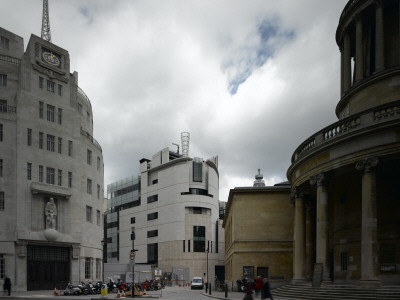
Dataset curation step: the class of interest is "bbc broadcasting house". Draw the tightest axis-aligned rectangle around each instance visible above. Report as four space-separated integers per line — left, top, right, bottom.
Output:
0 27 104 291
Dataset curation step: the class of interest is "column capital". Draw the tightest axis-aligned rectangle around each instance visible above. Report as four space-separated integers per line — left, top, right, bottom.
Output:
374 0 383 8
310 172 326 187
352 12 362 22
355 157 379 173
290 186 309 206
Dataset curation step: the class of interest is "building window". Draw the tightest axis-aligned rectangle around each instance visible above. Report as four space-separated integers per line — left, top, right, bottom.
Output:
27 128 32 146
84 257 91 279
46 167 55 184
0 36 9 49
96 258 101 279
58 108 62 125
147 230 158 238
39 101 44 119
341 252 348 272
0 192 4 211
87 149 92 165
147 195 158 203
39 132 44 149
147 212 158 221
188 240 190 252
193 160 203 182
147 243 158 264
97 184 100 199
68 172 72 187
57 137 62 154
0 124 2 142
47 80 55 93
87 179 92 194
39 165 43 183
47 104 55 122
0 253 4 279
77 103 82 113
96 210 101 226
183 240 185 252
68 140 73 156
87 111 90 122
0 159 2 177
0 74 7 87
0 100 7 113
97 157 100 171
193 226 205 252
58 84 62 96
46 134 55 152
58 169 62 186
86 206 92 222
39 76 43 88
193 207 202 214
27 162 32 180
131 217 135 224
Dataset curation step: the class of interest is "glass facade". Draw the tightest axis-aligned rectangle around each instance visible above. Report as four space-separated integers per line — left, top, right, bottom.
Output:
106 175 141 262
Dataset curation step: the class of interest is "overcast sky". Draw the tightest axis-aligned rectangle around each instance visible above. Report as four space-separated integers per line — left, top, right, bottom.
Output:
1 0 348 202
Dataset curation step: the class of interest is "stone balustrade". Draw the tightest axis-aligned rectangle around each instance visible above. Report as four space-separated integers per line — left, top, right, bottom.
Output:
292 100 400 163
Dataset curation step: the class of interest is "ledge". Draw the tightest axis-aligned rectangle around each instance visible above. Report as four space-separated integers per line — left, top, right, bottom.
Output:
31 182 71 199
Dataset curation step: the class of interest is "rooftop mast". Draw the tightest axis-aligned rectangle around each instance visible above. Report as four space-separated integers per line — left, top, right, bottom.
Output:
41 0 52 42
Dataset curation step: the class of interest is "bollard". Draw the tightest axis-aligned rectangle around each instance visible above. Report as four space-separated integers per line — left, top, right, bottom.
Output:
205 282 208 293
225 284 228 298
209 283 211 295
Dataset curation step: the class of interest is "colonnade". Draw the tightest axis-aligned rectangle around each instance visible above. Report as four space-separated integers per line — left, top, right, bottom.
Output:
291 157 380 286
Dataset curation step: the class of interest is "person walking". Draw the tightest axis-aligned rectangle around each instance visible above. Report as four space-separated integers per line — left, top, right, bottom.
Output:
254 276 263 297
243 279 254 300
261 278 273 300
3 276 11 296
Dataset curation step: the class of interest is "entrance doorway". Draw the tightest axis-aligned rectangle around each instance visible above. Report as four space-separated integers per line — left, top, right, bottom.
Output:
27 245 70 290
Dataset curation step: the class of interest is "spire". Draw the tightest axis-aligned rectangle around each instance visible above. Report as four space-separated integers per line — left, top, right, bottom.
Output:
41 0 52 42
253 169 265 187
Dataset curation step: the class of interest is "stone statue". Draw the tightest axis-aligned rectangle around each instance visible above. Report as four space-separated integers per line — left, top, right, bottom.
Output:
45 198 57 230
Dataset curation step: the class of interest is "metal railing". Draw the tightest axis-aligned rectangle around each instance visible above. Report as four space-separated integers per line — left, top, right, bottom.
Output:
80 127 102 152
0 54 20 65
0 104 16 113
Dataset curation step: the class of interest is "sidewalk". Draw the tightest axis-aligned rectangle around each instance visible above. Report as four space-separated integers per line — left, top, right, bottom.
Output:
201 290 243 300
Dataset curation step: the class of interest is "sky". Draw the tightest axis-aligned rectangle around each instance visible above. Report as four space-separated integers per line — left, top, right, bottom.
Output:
1 0 348 202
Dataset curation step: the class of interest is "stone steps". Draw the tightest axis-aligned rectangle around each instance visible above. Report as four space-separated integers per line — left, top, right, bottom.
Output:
272 284 400 300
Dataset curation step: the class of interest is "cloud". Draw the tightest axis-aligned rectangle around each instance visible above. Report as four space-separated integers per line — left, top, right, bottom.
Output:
1 0 348 203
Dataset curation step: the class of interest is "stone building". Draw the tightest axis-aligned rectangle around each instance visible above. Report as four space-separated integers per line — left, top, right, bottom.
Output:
0 27 104 290
106 146 225 284
287 0 400 286
223 171 293 289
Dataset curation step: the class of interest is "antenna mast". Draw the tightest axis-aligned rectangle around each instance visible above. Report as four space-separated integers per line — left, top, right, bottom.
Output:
41 0 52 42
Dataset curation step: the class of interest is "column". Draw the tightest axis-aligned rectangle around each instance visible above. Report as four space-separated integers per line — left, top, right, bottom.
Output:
355 13 364 82
305 199 314 279
375 0 384 72
292 187 307 284
310 172 330 282
343 32 352 91
355 157 381 286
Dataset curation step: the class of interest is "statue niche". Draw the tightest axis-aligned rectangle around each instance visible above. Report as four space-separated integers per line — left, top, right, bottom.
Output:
45 197 57 230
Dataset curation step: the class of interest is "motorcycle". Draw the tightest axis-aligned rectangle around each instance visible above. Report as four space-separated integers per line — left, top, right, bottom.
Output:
64 282 82 296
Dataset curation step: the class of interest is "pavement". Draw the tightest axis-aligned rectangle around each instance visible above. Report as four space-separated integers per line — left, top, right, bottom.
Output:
0 288 260 300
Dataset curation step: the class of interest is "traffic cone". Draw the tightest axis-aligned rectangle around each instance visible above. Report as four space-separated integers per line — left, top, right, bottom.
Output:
121 290 125 298
116 291 121 298
54 287 58 296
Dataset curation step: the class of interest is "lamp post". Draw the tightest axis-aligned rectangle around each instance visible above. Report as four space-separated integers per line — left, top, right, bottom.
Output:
101 239 105 282
206 245 209 289
131 227 138 298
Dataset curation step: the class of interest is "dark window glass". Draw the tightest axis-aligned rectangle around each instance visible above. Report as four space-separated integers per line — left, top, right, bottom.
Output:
147 243 158 264
193 161 203 182
193 226 205 252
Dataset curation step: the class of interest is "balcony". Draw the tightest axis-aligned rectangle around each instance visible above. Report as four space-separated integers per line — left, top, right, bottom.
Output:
0 104 16 113
291 100 400 164
80 127 102 153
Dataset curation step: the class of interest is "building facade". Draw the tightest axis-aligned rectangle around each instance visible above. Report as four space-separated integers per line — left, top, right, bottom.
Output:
0 27 104 290
107 147 224 284
223 172 293 290
287 0 400 286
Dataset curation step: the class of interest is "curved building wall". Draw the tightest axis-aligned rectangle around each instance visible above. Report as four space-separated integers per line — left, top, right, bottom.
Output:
116 148 222 283
0 28 104 291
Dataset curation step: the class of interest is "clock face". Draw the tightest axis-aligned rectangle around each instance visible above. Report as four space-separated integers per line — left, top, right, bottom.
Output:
42 51 60 67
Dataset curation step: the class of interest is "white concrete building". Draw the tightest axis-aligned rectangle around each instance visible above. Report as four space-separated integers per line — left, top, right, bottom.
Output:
107 147 225 284
0 27 104 291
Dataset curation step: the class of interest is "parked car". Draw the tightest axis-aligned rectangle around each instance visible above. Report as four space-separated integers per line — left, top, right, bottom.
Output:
191 277 204 290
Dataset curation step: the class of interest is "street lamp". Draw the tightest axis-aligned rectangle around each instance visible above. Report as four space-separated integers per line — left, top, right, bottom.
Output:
206 245 209 289
131 227 138 298
101 239 105 282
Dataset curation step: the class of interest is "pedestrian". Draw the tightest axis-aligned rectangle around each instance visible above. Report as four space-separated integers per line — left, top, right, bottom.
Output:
243 279 254 300
254 276 263 297
3 276 11 296
261 278 273 300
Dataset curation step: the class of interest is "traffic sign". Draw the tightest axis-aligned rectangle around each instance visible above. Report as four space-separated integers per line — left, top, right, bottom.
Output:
130 251 136 261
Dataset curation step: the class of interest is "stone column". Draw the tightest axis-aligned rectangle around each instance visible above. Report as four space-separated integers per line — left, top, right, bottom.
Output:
305 199 314 279
375 0 384 72
355 157 381 286
343 32 352 91
355 13 364 82
291 187 307 284
310 172 330 282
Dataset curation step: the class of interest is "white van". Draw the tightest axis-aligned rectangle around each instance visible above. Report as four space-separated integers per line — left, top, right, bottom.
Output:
191 277 204 290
